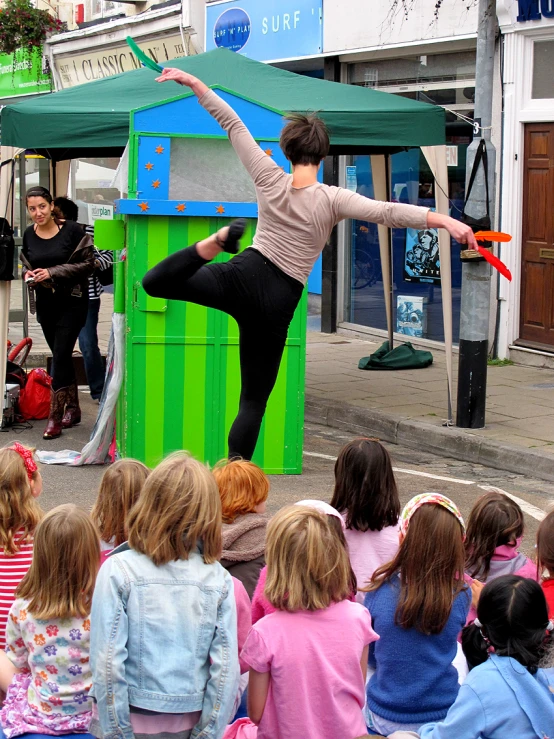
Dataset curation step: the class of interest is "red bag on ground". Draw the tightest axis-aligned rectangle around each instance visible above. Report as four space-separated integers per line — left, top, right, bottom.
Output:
18 369 52 420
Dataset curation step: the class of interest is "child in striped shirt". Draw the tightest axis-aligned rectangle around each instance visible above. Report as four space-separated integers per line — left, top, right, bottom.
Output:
0 444 43 651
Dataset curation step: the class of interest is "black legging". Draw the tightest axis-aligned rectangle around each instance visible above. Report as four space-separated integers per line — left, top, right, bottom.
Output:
143 245 303 460
37 295 89 391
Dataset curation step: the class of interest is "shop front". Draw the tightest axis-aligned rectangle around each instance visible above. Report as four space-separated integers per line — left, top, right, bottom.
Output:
323 0 480 346
497 0 554 360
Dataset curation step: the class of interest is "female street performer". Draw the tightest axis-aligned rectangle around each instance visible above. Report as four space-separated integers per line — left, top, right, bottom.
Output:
143 68 478 461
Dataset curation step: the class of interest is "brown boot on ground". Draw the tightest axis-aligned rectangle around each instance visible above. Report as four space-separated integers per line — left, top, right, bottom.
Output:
43 387 68 440
61 383 81 429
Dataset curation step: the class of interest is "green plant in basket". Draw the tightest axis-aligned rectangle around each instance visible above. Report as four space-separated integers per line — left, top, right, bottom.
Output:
0 0 63 61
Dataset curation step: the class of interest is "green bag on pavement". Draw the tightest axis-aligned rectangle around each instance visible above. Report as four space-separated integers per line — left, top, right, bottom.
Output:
358 341 433 371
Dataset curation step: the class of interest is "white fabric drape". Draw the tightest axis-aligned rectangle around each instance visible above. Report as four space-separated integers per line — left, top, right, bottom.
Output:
370 154 393 347
421 145 453 422
0 146 24 410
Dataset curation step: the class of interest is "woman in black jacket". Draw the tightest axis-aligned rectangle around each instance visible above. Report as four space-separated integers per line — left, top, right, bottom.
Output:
21 186 94 439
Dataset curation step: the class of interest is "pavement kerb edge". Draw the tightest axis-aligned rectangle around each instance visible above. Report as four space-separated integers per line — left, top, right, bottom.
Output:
305 393 554 483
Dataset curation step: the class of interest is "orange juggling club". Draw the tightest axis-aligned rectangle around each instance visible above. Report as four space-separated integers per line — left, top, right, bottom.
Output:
474 230 512 243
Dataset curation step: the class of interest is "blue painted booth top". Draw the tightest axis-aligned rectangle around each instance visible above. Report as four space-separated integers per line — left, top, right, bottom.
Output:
117 87 290 218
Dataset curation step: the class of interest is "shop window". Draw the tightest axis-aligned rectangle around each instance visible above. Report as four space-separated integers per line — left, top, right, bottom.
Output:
532 40 554 100
345 143 469 343
72 157 121 225
169 138 257 203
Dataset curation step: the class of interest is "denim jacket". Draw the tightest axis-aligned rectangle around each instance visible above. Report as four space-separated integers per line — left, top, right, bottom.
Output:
90 544 239 739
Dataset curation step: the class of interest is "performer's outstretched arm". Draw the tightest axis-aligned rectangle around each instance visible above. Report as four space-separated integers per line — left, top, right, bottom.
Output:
334 188 478 249
157 68 281 188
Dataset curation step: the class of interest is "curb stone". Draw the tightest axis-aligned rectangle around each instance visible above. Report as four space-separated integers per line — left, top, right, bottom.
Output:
305 394 554 483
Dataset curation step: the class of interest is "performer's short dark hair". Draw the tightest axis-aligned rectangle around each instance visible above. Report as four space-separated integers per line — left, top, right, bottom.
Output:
280 113 330 166
53 196 79 222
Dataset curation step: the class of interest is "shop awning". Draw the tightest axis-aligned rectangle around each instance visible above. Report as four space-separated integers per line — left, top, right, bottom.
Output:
1 47 445 159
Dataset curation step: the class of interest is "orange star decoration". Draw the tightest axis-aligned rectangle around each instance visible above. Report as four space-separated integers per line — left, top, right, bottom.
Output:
216 205 225 214
152 179 161 189
264 148 273 156
155 145 165 155
176 203 186 212
145 162 154 171
138 202 149 212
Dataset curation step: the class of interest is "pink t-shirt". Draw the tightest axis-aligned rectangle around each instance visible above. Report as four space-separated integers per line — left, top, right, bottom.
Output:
241 600 378 739
232 576 252 674
341 518 399 596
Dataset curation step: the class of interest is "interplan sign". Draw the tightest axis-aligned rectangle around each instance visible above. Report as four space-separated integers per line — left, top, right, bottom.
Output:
54 33 187 89
205 0 323 61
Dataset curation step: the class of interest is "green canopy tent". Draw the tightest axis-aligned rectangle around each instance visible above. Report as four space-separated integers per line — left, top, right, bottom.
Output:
0 47 456 422
1 47 445 158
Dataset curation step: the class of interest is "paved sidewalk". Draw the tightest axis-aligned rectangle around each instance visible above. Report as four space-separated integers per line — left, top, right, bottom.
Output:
305 332 554 481
10 281 554 481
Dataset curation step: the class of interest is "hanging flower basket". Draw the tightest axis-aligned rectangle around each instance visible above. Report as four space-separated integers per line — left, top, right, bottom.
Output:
0 0 63 59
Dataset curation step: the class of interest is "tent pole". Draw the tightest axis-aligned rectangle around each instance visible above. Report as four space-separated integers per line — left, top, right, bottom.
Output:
421 145 454 425
370 155 392 347
385 154 394 351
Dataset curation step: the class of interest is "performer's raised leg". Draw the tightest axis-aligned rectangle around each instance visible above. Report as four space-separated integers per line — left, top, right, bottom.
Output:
142 220 245 308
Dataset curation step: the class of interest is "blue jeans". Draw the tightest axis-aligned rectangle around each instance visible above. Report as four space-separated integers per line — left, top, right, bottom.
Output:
78 298 105 399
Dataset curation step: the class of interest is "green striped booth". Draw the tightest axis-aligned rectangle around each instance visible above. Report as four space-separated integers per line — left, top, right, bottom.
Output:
111 88 307 473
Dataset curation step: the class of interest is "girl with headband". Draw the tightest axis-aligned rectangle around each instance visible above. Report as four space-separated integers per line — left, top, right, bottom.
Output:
0 444 43 652
363 493 471 736
144 70 478 462
413 576 554 738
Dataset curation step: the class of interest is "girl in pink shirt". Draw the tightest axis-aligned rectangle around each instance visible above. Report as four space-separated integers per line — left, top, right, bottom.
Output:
237 504 378 739
330 438 401 597
0 444 43 652
465 490 538 623
90 458 150 563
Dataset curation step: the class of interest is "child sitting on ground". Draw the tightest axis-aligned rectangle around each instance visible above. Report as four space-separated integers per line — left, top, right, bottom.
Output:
412 576 554 738
330 438 400 596
90 458 150 558
536 509 554 618
213 459 269 598
465 490 536 582
250 499 356 623
0 504 100 738
0 443 43 651
363 493 471 736
236 505 378 738
90 452 240 739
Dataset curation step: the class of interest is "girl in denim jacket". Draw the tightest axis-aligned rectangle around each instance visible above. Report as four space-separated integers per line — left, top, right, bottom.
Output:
90 452 240 739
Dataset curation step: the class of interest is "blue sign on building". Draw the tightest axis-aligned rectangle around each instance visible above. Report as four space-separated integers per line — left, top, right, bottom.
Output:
205 0 323 61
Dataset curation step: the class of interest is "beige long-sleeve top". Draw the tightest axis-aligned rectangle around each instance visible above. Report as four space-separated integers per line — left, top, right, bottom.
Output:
199 89 429 285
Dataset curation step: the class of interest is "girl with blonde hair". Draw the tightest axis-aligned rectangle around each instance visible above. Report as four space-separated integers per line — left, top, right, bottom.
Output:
213 458 269 597
90 452 239 739
237 505 377 739
91 458 150 557
0 443 43 651
0 504 100 738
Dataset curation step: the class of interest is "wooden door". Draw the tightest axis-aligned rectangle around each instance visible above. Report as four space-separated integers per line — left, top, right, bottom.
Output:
520 123 554 348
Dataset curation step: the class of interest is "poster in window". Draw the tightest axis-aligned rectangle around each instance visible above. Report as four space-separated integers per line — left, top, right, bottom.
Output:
404 225 440 285
396 295 427 338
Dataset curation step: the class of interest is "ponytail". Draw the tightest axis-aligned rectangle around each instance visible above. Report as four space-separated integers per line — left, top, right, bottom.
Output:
461 623 489 670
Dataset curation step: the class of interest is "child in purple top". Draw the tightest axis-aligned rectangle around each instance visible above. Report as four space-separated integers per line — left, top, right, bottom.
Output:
465 489 538 624
236 505 378 739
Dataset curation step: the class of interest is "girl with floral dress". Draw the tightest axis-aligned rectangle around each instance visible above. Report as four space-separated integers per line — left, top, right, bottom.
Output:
0 504 100 738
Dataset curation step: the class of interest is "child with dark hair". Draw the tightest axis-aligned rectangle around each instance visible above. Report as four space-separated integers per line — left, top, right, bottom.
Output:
537 510 554 618
330 438 400 596
465 491 536 582
412 576 554 738
464 490 537 625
